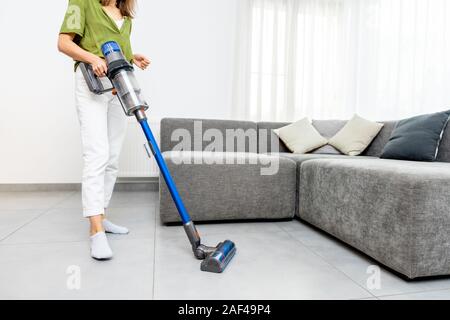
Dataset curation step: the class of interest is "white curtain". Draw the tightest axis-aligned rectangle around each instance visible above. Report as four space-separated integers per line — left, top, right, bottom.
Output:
232 0 450 122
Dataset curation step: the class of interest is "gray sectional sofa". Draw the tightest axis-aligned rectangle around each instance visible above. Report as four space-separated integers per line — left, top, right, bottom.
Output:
159 118 450 279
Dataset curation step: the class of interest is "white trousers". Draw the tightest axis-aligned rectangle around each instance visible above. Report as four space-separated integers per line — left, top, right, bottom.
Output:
75 68 128 218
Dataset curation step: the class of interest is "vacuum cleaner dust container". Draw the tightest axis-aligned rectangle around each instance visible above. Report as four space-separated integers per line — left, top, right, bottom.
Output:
101 41 149 116
113 70 147 115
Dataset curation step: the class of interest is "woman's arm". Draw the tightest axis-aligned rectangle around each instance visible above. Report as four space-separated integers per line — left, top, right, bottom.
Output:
58 33 107 76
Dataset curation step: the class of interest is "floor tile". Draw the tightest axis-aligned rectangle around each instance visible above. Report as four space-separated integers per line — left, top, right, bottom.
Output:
108 191 158 208
4 191 450 300
53 192 83 210
379 289 450 300
156 219 286 240
0 209 46 241
3 206 155 245
0 239 154 300
282 220 450 297
2 208 91 244
0 192 73 210
55 191 159 210
153 231 373 300
106 206 156 241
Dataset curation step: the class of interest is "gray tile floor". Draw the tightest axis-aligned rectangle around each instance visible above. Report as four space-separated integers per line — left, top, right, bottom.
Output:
1 190 450 300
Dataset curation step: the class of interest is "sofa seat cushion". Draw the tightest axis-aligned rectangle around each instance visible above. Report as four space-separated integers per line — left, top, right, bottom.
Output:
159 151 297 223
278 153 377 165
298 158 450 279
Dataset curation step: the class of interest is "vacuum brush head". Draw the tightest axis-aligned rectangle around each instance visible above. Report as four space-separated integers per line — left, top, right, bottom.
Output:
200 240 236 273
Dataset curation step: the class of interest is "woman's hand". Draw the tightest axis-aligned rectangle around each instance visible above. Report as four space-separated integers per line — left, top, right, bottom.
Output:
133 54 151 70
89 55 108 77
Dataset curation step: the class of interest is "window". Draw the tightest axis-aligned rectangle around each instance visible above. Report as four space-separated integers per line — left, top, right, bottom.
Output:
234 0 450 121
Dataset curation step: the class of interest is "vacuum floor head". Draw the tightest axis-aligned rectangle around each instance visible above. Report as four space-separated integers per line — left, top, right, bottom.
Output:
200 240 236 273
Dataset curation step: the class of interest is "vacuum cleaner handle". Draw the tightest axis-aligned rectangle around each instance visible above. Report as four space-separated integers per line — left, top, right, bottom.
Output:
79 62 114 95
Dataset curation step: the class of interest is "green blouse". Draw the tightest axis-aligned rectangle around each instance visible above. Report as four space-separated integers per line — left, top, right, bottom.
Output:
60 0 134 70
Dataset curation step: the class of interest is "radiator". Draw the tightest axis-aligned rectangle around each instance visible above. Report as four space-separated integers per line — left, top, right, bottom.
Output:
118 118 160 178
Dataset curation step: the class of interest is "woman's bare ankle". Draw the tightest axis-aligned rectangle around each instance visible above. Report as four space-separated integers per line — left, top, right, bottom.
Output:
89 214 105 236
90 227 105 236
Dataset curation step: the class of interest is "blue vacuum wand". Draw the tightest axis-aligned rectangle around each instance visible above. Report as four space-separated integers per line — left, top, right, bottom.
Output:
81 41 236 273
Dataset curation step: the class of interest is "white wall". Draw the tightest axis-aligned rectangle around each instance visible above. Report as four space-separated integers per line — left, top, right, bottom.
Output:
0 0 237 184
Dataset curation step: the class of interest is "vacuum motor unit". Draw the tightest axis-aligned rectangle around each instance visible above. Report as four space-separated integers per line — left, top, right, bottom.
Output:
101 41 149 116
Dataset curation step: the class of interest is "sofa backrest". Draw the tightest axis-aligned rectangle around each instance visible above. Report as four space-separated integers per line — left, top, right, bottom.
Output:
310 120 346 154
437 122 450 162
160 118 258 153
160 118 450 161
362 121 398 157
256 122 292 153
257 120 399 156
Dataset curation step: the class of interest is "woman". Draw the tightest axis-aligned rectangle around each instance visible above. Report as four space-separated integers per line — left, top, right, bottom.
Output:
58 0 150 260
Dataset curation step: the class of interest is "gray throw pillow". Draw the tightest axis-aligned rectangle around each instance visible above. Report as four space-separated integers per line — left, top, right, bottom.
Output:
380 110 450 162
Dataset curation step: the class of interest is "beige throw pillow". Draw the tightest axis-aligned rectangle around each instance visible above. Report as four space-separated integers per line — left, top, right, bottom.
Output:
328 115 384 156
274 118 328 154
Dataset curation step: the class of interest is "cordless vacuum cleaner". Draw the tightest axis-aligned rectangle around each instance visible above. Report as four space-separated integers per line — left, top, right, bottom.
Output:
79 41 236 273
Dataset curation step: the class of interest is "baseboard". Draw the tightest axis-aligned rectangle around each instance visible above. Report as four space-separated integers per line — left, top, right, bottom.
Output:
0 177 159 192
